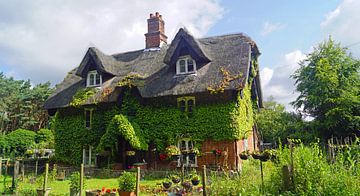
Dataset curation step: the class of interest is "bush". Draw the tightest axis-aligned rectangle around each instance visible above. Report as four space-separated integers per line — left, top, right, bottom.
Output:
5 129 36 155
69 172 82 191
118 171 136 192
35 129 55 148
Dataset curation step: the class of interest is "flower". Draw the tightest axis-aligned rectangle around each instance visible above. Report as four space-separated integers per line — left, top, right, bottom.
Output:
159 153 167 161
106 189 111 193
212 149 221 156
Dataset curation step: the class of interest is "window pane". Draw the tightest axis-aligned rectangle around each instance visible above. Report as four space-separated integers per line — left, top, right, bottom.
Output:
179 100 186 112
180 60 186 73
188 99 194 114
89 74 94 85
85 110 91 128
187 59 194 72
95 73 101 85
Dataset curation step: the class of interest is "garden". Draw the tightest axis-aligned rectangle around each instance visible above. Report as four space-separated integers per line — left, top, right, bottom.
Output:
1 138 359 195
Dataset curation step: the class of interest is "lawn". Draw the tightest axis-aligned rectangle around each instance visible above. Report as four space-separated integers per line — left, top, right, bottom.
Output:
1 176 165 196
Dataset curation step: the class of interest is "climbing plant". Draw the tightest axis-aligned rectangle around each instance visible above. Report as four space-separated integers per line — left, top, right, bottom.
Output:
70 88 98 107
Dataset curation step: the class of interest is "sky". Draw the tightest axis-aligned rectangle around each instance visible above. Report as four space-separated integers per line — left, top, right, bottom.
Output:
1 0 359 110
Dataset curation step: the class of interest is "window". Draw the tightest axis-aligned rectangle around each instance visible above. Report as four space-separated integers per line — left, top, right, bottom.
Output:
178 139 196 167
83 146 96 166
176 56 196 75
177 97 195 116
87 70 102 87
84 109 93 129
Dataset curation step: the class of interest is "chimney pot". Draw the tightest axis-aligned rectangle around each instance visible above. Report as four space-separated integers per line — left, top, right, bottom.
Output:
145 12 167 48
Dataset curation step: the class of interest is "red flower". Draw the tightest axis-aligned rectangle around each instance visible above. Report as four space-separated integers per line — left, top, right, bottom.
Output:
159 153 167 161
106 189 111 193
102 187 105 192
112 188 116 192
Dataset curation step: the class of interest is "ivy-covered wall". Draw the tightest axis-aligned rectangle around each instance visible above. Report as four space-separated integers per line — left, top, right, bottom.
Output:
53 85 255 165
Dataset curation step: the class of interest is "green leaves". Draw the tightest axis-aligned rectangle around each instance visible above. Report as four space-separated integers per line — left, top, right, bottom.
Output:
292 38 360 138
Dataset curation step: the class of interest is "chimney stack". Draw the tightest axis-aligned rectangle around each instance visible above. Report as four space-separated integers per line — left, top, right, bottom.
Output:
145 12 167 49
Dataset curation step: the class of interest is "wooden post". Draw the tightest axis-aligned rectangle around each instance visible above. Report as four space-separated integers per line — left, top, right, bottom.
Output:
5 158 9 176
35 159 38 177
289 141 294 191
181 165 185 182
260 161 264 193
136 167 140 195
11 161 19 192
80 164 84 196
43 163 49 193
0 157 2 177
202 165 207 196
22 161 25 182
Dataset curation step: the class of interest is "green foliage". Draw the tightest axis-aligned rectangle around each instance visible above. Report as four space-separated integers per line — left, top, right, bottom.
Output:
0 73 53 133
70 88 98 107
118 171 136 192
52 105 119 165
5 129 36 155
35 129 55 149
69 172 82 191
97 114 148 153
292 37 360 138
256 98 316 144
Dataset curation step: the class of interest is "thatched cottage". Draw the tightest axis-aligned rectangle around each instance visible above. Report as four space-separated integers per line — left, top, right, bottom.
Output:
44 12 263 170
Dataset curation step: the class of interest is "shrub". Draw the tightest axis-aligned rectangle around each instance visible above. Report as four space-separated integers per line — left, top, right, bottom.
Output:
5 129 36 155
35 129 55 148
69 172 82 191
118 171 136 192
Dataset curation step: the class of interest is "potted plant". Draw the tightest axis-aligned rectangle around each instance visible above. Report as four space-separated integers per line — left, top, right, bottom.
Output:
259 150 272 162
251 151 261 159
100 187 117 196
36 175 51 196
125 150 136 156
240 150 250 160
118 171 136 196
69 172 83 196
181 180 192 192
188 147 200 160
190 173 201 186
171 174 181 184
165 145 181 160
162 178 172 189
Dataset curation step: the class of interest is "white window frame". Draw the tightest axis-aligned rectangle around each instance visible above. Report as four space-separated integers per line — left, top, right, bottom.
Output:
176 55 197 75
177 138 197 167
84 108 93 129
83 145 96 167
86 70 102 87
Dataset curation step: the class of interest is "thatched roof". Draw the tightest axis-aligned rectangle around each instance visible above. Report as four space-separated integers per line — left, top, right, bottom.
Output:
44 28 261 109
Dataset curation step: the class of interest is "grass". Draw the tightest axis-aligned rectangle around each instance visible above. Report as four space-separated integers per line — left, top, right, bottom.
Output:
1 176 164 196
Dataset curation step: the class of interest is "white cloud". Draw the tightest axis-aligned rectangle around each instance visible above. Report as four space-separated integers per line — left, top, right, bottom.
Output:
321 0 360 57
260 50 306 111
261 21 285 36
0 0 224 85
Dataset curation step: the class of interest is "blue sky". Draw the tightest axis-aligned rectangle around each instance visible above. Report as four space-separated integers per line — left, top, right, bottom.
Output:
0 0 358 109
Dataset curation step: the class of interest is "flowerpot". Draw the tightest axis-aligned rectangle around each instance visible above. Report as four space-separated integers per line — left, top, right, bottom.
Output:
70 188 80 196
191 179 200 186
252 154 261 159
171 177 181 184
119 191 136 196
162 182 172 189
181 181 193 192
259 155 270 162
240 154 249 160
85 190 100 196
36 188 51 196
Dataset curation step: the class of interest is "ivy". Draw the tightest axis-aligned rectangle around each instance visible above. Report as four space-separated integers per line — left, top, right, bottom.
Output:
70 88 98 107
97 114 148 153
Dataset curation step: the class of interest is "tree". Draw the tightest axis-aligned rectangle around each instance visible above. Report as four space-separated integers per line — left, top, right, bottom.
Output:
292 38 360 138
256 97 312 144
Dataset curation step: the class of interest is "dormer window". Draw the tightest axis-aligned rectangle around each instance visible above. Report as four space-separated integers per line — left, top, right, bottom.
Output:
87 70 102 87
176 56 196 75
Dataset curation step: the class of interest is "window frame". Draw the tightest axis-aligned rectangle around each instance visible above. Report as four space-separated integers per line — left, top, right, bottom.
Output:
177 138 197 167
176 55 197 75
86 70 102 87
84 108 94 129
177 97 195 116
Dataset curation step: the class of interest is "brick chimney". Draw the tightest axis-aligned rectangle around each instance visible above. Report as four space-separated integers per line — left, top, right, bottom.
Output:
145 12 168 48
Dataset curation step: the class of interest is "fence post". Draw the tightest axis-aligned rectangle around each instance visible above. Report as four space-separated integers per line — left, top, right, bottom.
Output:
136 167 140 195
80 164 84 196
0 157 2 177
22 160 25 182
202 165 207 196
35 159 38 177
43 163 49 193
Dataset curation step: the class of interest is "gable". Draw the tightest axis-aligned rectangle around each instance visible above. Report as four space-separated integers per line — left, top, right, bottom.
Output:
164 28 210 66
